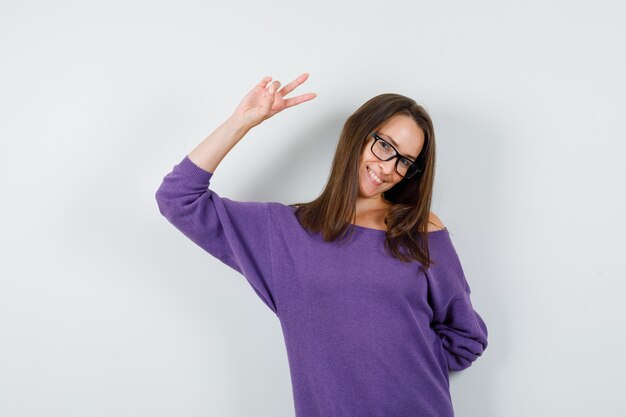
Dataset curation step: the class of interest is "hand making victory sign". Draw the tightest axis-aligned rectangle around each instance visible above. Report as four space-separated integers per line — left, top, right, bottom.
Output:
232 73 317 129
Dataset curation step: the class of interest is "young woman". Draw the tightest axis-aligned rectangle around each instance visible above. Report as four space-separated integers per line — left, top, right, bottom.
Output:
155 73 488 417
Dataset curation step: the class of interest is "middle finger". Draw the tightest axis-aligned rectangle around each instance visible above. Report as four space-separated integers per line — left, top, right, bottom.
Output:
277 73 309 97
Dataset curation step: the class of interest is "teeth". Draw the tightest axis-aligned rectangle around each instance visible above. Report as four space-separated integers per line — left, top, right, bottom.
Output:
368 168 383 184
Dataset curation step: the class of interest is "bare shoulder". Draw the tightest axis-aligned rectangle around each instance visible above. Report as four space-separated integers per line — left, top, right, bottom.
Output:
427 211 446 232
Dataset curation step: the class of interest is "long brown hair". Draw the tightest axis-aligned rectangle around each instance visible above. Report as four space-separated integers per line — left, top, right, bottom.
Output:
289 93 437 267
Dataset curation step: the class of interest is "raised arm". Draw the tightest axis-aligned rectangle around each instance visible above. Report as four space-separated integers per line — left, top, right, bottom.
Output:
155 73 316 315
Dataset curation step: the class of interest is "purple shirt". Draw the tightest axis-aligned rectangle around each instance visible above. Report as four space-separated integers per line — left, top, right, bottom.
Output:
155 155 488 417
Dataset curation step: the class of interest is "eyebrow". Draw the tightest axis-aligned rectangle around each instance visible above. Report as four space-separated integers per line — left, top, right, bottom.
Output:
378 132 418 160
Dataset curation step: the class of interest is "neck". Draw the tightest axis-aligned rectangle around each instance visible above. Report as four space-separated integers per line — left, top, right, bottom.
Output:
356 195 390 212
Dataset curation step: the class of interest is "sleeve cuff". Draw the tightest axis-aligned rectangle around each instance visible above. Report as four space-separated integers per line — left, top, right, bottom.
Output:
176 155 214 184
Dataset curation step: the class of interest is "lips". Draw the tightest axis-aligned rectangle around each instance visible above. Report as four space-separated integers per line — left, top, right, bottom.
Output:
367 167 384 185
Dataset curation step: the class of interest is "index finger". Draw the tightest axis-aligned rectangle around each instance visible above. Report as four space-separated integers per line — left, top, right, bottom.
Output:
283 92 317 109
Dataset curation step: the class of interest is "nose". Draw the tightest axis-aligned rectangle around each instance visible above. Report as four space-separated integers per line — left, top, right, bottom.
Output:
377 158 395 176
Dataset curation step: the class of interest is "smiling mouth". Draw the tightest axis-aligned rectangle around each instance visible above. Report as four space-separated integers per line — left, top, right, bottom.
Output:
367 167 384 185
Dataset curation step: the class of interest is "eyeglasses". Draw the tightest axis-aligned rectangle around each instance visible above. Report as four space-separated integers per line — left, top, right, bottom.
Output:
369 132 421 179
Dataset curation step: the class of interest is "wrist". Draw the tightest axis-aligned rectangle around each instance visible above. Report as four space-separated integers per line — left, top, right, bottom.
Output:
226 113 256 133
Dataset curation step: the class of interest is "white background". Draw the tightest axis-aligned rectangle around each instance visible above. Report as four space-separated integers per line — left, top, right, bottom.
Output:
1 1 625 416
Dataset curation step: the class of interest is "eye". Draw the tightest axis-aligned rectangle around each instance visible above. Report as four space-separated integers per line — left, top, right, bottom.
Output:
399 157 411 167
378 140 391 150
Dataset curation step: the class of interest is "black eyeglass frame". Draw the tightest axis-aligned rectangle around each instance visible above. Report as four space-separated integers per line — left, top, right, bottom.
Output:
369 132 421 179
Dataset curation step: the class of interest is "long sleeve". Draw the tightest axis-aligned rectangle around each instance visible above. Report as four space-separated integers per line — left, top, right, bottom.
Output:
425 230 488 372
155 155 278 315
